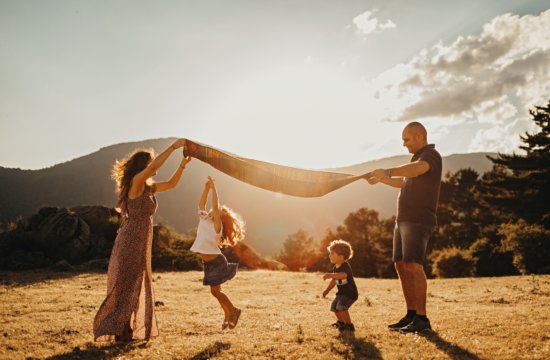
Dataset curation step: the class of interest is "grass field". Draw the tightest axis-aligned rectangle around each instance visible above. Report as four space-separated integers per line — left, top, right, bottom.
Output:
1 270 549 359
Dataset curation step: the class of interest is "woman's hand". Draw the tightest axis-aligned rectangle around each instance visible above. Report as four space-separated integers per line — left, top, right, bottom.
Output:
182 156 192 166
171 138 187 149
207 176 216 188
204 177 213 189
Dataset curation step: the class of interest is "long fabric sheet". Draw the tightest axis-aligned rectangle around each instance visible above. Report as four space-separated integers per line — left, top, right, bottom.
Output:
183 139 370 198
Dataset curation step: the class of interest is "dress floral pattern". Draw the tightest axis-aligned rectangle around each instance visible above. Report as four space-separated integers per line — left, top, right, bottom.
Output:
93 186 159 341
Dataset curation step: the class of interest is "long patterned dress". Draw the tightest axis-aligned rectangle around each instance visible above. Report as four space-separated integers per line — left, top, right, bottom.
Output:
93 186 159 341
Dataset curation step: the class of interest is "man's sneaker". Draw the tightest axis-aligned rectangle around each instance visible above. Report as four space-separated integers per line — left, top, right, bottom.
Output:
399 316 432 334
387 316 414 331
339 323 355 332
331 321 344 329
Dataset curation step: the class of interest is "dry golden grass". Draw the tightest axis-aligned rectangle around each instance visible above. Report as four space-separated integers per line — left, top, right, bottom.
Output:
1 270 549 359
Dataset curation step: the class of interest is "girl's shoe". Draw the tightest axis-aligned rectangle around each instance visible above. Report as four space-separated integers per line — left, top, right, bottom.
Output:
228 308 241 329
222 321 229 330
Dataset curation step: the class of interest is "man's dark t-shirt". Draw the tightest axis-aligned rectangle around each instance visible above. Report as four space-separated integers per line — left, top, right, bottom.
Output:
397 144 442 226
333 262 358 300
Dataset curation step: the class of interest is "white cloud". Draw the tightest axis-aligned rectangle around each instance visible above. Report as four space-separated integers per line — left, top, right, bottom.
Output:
352 9 396 36
400 11 549 121
367 9 550 155
468 117 533 153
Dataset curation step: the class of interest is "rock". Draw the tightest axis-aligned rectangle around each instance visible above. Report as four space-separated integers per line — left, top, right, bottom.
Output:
71 206 120 253
3 250 48 270
1 205 121 269
51 260 75 272
232 242 288 270
78 258 109 271
71 206 120 231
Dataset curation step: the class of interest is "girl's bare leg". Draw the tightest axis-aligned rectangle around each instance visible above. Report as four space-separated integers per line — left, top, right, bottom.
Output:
210 285 235 320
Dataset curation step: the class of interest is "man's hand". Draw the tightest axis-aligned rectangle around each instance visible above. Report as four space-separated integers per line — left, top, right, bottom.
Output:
366 176 380 185
372 168 386 179
363 169 386 185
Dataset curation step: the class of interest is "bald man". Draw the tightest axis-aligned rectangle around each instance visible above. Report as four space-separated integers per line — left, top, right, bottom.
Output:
366 121 442 333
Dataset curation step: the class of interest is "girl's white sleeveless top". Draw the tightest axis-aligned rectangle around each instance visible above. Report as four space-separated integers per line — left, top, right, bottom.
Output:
190 209 223 255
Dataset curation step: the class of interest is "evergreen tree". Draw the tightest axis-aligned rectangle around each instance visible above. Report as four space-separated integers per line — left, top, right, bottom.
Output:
434 168 493 250
309 208 394 278
484 99 550 224
277 229 318 271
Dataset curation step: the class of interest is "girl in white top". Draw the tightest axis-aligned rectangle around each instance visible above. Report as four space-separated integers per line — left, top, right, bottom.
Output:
190 176 245 330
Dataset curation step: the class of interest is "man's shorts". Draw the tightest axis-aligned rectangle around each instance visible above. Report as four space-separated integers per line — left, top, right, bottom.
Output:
330 294 356 312
393 221 435 264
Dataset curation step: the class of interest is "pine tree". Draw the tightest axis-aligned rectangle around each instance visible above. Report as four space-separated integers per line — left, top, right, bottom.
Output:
434 168 494 250
306 208 395 277
484 99 550 225
276 229 318 271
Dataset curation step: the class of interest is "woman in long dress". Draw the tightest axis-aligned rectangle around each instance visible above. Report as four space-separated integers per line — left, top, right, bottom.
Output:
93 138 190 341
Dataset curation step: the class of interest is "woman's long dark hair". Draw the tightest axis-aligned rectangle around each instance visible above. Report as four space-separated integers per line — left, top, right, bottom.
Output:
111 148 154 201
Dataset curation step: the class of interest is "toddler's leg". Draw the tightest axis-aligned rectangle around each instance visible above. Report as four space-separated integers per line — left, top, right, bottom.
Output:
337 310 352 324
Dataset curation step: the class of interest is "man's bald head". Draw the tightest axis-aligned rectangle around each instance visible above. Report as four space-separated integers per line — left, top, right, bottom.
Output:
404 122 427 141
402 121 428 154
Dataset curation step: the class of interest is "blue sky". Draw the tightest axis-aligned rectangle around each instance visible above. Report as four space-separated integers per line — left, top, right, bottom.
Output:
1 0 549 169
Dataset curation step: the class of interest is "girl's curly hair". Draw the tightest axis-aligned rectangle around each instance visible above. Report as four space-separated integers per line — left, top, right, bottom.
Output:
219 205 246 246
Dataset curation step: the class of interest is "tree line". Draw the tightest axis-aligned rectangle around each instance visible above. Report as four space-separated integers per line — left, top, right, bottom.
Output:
277 100 550 278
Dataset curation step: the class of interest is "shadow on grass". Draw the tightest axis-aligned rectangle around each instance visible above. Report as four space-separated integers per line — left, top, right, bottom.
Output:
43 341 149 360
0 268 106 287
420 331 481 360
337 331 383 360
189 341 231 360
0 270 76 287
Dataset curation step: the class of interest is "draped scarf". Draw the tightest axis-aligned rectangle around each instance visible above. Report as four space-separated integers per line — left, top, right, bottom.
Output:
183 139 370 198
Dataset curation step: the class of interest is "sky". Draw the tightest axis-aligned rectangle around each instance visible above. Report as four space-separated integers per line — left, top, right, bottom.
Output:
1 0 549 170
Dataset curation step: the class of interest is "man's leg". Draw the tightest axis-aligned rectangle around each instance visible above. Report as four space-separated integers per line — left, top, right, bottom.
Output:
396 222 433 333
395 261 416 311
388 261 417 330
399 261 432 333
410 262 427 315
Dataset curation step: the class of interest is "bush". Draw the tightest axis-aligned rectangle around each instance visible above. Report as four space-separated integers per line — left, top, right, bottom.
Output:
499 220 550 274
431 247 477 278
152 223 201 271
153 222 194 251
276 229 318 271
469 236 518 277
